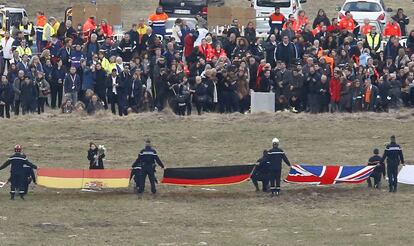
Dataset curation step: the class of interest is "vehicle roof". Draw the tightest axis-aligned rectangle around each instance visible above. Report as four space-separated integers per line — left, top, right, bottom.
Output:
343 0 381 3
0 7 26 12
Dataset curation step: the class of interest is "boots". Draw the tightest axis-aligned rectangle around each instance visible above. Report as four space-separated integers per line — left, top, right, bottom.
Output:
10 192 15 200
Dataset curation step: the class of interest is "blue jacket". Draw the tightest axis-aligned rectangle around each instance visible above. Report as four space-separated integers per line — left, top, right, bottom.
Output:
266 147 291 170
64 73 81 93
81 66 95 91
0 153 37 176
134 146 164 168
382 142 404 166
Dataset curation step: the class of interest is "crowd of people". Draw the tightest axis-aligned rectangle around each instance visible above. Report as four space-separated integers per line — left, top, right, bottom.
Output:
1 6 414 118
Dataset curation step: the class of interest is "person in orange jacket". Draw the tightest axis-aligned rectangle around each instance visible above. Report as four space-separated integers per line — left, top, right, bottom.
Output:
35 11 47 52
360 18 373 36
383 18 401 37
297 10 309 32
269 7 286 35
148 6 168 37
100 20 113 38
339 11 355 33
282 15 299 32
83 16 97 43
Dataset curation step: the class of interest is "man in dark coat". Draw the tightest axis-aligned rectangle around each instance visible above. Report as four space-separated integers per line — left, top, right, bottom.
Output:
382 135 404 192
266 138 291 197
133 139 165 194
0 75 14 118
93 63 108 109
117 34 136 63
274 35 298 66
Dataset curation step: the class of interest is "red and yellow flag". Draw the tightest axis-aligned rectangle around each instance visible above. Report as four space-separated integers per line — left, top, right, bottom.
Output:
37 168 130 189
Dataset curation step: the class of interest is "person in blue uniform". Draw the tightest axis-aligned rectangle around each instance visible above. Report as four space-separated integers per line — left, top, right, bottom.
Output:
134 139 165 194
381 135 404 192
0 145 38 200
266 138 291 197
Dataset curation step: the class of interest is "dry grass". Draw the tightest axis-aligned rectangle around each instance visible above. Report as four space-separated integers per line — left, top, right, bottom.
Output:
0 110 414 245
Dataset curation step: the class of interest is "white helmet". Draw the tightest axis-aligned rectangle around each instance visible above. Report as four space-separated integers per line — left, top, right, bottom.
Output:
272 138 280 144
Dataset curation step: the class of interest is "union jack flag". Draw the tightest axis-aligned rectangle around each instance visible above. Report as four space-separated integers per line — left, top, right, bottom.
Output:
285 164 375 185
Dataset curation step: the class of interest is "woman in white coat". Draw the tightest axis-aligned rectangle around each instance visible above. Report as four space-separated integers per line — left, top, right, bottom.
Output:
1 31 15 75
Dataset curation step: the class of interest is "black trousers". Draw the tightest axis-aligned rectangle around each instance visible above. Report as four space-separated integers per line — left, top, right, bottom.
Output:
50 85 63 109
38 98 46 114
251 170 269 191
195 101 205 115
110 93 123 116
23 177 32 195
269 169 282 191
387 165 399 191
0 103 11 118
138 165 157 194
367 171 382 187
14 100 20 115
10 174 25 195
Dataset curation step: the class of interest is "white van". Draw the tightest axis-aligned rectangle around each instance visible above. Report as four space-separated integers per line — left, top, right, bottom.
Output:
251 0 307 18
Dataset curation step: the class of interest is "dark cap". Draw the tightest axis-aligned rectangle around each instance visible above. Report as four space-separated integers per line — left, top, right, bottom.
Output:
373 148 379 155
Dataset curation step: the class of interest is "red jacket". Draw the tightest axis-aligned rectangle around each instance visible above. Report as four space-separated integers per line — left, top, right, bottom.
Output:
184 34 195 58
100 23 113 38
383 22 401 37
339 18 355 32
198 44 214 62
329 77 341 103
212 48 227 59
83 18 96 42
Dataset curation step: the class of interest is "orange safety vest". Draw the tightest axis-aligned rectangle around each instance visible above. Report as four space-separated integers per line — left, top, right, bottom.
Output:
269 13 286 26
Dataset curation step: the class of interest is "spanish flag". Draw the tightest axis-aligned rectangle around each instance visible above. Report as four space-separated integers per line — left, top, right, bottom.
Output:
37 168 130 189
162 165 255 186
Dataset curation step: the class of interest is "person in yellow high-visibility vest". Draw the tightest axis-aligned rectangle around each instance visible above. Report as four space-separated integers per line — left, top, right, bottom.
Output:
19 17 35 47
42 17 56 44
16 39 33 58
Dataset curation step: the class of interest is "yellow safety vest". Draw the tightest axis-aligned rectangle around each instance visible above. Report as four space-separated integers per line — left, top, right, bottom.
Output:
52 22 60 33
42 23 56 41
366 33 381 52
19 23 34 41
16 46 32 57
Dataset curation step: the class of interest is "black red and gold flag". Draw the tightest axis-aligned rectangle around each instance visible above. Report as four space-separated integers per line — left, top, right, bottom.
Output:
162 164 255 186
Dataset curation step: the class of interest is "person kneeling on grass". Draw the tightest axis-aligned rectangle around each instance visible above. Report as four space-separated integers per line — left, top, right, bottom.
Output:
367 148 385 189
251 150 270 192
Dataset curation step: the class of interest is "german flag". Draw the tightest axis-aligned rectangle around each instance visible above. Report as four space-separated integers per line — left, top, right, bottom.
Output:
37 168 131 189
162 165 255 186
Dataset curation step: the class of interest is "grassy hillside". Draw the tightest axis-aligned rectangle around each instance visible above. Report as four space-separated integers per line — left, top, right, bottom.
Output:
0 111 413 245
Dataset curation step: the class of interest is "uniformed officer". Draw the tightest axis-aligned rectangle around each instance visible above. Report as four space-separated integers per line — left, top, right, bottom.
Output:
381 136 404 192
267 138 291 197
134 139 165 194
130 161 142 193
251 150 270 192
22 163 37 195
367 148 385 189
0 145 38 200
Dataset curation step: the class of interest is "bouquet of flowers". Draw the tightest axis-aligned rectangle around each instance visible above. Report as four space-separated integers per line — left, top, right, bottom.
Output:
97 145 106 159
